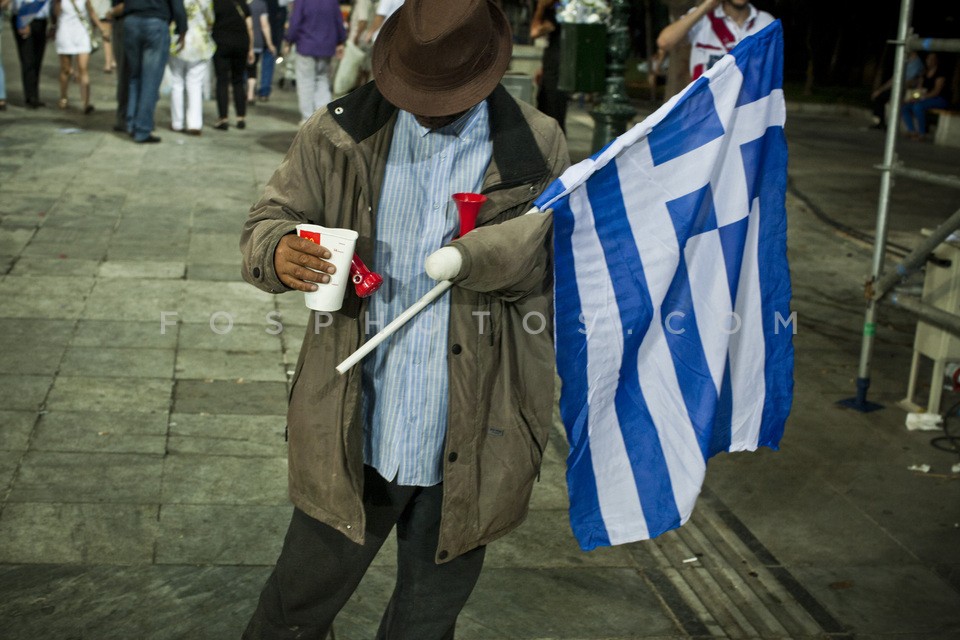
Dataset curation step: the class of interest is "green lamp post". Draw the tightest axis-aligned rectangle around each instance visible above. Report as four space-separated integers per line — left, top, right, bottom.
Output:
590 0 637 151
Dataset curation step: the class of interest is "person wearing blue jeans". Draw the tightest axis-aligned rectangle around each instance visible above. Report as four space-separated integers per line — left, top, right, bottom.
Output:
256 0 285 99
123 0 186 143
901 52 951 141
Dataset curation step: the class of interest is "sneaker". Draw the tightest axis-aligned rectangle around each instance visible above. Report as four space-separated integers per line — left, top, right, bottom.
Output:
236 119 246 130
135 135 162 144
185 129 202 136
214 120 229 131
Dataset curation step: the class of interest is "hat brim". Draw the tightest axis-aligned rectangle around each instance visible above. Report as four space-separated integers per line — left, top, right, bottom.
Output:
372 2 513 117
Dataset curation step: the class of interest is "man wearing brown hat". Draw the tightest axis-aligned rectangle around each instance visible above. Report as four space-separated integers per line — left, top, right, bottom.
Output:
239 0 569 637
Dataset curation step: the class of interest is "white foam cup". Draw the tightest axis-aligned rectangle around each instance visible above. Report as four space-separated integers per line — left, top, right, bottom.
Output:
295 224 359 312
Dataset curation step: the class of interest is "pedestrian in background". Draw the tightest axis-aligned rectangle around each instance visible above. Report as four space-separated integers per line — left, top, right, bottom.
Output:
211 0 253 130
530 0 567 133
104 0 129 131
902 52 952 141
254 0 284 100
90 0 116 71
53 0 105 113
167 0 213 134
282 0 345 125
0 0 9 110
657 0 773 82
123 0 187 143
11 0 53 108
870 50 924 131
245 0 276 105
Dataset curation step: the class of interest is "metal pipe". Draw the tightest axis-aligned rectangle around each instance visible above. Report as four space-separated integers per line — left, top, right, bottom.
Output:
885 164 960 190
908 36 960 53
848 0 915 410
872 207 960 300
888 294 960 336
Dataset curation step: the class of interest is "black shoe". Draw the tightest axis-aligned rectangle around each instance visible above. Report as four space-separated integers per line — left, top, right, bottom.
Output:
135 135 161 144
26 100 46 109
214 120 229 130
236 119 246 129
870 123 886 131
113 124 127 132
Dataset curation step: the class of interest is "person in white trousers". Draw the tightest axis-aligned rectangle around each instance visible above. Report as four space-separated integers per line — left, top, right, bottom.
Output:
168 0 214 134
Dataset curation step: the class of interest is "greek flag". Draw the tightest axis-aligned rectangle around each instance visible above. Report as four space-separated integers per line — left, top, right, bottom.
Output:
536 21 793 550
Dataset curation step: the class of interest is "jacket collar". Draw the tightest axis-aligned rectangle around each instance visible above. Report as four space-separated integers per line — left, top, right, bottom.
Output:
328 82 549 189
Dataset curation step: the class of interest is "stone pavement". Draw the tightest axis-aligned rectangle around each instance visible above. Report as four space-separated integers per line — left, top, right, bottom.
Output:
2 30 960 639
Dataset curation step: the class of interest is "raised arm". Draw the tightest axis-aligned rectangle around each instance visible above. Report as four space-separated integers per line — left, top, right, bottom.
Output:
529 0 556 40
656 0 719 53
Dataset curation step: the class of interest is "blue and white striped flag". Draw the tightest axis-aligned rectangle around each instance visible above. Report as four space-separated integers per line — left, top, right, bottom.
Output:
535 21 793 550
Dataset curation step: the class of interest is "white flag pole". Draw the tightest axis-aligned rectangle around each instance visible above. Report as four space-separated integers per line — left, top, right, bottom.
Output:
335 280 453 374
335 205 546 375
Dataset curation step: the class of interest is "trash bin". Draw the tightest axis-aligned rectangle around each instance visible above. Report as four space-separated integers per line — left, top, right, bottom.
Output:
558 22 607 93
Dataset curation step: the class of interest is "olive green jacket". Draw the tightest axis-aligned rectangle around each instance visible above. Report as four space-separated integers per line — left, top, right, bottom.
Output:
240 82 569 562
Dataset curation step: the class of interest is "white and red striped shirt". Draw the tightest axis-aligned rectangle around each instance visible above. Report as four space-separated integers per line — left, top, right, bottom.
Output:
686 4 774 80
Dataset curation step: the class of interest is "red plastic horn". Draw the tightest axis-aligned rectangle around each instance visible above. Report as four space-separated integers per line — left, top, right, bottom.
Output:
350 254 383 298
452 192 487 237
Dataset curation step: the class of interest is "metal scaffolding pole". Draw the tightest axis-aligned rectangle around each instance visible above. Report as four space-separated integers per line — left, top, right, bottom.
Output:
839 0 915 412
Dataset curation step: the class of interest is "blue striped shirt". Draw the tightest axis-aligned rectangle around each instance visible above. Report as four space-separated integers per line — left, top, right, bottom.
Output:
362 103 492 487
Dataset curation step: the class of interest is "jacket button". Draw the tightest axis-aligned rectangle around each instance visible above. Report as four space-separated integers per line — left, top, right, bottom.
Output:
252 266 262 278
439 550 449 560
451 344 462 355
448 451 458 463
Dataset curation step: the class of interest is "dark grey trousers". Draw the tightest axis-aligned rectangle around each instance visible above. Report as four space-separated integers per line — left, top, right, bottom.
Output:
242 466 486 640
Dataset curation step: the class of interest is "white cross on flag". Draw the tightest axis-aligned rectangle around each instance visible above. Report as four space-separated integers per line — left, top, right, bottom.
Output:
535 21 794 549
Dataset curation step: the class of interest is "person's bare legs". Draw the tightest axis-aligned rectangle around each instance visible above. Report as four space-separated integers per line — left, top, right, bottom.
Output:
101 22 116 71
77 53 93 112
58 55 72 108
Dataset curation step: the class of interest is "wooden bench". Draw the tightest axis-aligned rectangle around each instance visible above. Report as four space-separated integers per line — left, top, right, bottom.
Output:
930 108 960 147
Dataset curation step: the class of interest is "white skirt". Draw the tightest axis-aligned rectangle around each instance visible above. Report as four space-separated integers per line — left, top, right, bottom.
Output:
56 17 93 56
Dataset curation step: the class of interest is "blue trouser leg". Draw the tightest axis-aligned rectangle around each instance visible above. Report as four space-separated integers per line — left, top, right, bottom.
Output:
259 50 275 98
125 16 170 141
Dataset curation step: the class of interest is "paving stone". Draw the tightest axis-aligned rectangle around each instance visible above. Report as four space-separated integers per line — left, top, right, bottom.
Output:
0 319 75 347
166 413 286 456
0 341 67 375
161 454 287 505
0 275 93 319
9 256 101 277
31 410 168 454
19 238 111 261
464 568 682 639
177 322 282 351
0 410 36 450
71 319 179 349
0 227 36 255
156 504 289 565
0 449 22 493
0 374 53 411
9 451 164 503
790 564 960 636
175 349 286 382
46 376 173 413
106 239 190 261
179 281 277 325
173 379 287 415
484 509 634 569
0 503 159 564
186 263 245 281
188 233 243 265
81 279 184 322
98 260 186 280
59 346 176 379
0 564 268 640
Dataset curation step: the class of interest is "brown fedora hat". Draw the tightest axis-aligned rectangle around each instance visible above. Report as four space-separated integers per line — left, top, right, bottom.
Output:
372 0 513 117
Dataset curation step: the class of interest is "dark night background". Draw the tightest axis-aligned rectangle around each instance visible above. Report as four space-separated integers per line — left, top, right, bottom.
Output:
503 1 960 105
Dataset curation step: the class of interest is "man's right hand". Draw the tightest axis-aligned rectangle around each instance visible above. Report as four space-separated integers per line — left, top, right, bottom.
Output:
274 234 337 292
